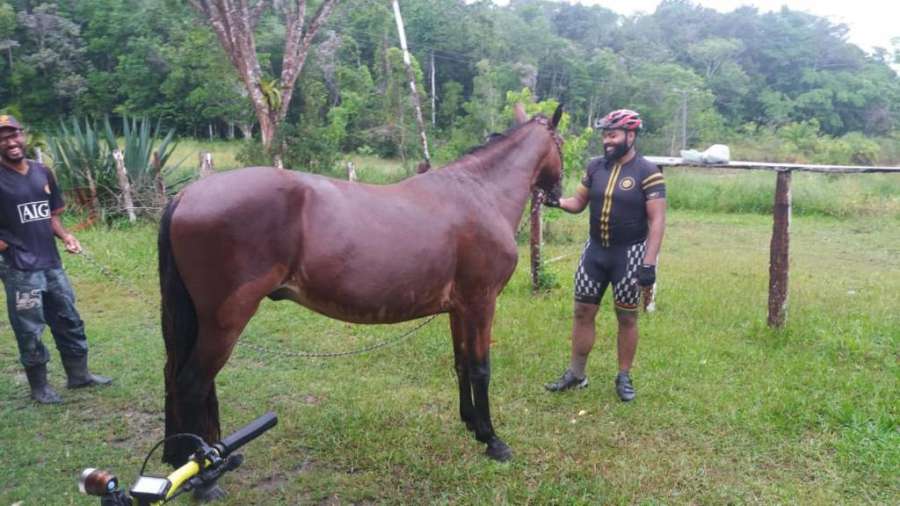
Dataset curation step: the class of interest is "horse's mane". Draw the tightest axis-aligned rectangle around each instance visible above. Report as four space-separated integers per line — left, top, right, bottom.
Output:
462 115 548 158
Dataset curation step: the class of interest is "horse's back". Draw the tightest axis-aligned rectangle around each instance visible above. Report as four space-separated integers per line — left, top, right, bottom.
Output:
169 167 479 322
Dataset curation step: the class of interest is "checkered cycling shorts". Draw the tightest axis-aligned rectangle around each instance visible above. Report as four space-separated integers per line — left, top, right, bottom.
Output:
574 239 646 310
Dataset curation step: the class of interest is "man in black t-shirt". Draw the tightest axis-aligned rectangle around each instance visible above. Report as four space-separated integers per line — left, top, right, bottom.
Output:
543 109 666 402
0 115 111 404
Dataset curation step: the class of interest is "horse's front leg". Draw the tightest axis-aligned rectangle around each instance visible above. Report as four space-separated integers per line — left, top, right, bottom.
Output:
459 298 512 462
450 313 476 432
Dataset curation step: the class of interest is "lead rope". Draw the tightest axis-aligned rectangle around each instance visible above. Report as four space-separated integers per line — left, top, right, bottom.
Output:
77 249 438 359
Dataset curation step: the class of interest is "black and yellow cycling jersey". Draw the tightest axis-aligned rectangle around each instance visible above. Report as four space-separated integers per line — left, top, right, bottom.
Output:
578 155 666 247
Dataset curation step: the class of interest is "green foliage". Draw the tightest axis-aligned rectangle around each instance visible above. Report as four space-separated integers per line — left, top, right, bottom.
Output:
0 0 898 166
46 117 114 200
280 104 350 174
533 261 559 292
664 169 900 219
107 116 188 207
503 88 594 180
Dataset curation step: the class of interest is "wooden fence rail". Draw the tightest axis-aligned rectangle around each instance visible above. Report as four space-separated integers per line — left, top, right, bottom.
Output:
644 157 900 327
644 157 900 174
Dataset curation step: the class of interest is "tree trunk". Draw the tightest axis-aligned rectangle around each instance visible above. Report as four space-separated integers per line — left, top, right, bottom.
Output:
188 0 339 163
83 164 100 223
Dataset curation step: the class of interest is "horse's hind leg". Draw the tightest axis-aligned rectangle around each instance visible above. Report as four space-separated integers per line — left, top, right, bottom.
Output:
167 300 259 466
456 298 511 461
450 313 476 432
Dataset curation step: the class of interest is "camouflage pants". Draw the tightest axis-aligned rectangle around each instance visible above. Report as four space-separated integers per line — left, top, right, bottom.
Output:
0 257 88 367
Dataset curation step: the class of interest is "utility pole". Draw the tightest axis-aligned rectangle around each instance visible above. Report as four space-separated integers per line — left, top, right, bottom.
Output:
672 88 690 151
681 90 688 150
392 0 431 170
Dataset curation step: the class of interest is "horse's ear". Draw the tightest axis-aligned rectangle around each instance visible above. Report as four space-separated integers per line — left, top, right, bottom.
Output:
514 103 528 125
551 104 564 130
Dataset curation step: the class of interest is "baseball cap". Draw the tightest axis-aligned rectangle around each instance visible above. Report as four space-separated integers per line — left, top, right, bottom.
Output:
0 115 22 130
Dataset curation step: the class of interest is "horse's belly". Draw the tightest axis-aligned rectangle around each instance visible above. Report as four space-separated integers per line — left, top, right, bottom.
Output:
273 276 452 324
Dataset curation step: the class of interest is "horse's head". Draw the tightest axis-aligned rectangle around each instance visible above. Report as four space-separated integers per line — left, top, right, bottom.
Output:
515 103 564 201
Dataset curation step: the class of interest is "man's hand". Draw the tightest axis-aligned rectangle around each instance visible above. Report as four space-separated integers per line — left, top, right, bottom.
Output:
0 239 7 252
637 264 656 286
62 234 82 254
543 192 561 208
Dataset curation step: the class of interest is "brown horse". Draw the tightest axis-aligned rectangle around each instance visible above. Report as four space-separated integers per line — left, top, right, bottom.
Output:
158 105 564 466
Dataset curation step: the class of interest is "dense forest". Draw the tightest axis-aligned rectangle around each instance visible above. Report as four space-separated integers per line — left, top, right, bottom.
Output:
1 0 898 169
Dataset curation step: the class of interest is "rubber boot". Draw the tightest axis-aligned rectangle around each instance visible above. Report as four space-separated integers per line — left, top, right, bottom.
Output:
61 355 113 389
25 364 62 404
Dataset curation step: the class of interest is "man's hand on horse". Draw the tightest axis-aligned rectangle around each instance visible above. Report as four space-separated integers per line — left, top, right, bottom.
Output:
637 264 656 287
543 192 561 208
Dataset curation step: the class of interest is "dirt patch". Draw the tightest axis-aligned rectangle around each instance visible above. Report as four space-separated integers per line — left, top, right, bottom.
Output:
108 408 165 448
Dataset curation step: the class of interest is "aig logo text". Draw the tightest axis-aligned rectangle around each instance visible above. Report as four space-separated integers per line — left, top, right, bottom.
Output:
18 200 51 223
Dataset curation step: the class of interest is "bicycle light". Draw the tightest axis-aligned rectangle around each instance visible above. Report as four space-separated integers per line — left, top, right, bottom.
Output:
78 468 119 496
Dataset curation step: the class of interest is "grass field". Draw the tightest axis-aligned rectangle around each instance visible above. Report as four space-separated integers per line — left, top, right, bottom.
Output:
0 202 896 504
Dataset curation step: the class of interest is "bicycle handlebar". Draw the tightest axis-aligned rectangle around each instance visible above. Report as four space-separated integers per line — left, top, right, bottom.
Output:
79 411 278 504
213 411 278 457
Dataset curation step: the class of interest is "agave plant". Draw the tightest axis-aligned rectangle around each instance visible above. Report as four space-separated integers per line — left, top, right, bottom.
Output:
103 116 189 212
48 116 189 222
46 118 115 219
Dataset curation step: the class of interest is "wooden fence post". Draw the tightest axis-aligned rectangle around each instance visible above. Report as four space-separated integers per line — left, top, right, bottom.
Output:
199 151 214 178
113 149 136 223
767 170 792 327
152 151 166 208
530 190 543 292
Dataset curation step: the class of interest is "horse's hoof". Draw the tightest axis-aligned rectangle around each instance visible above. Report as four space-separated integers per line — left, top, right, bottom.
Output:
193 482 227 502
485 440 512 462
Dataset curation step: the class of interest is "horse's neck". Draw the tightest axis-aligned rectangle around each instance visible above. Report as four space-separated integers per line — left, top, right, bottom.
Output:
453 125 549 230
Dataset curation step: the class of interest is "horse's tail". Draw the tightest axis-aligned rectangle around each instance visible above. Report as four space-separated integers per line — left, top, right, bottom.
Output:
159 197 218 466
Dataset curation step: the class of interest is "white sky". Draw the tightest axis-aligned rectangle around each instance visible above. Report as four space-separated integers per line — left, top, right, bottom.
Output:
491 0 899 54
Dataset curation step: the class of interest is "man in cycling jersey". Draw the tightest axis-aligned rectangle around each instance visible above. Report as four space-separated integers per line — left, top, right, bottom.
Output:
544 109 666 401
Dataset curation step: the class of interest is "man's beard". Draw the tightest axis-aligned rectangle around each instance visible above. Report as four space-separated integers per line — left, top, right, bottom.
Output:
604 141 628 161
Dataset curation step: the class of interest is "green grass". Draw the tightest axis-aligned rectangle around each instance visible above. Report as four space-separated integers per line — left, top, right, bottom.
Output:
169 138 245 172
664 168 900 219
0 208 896 504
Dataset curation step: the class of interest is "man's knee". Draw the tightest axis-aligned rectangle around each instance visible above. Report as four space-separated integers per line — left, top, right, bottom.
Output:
615 307 638 327
574 302 599 324
18 336 49 367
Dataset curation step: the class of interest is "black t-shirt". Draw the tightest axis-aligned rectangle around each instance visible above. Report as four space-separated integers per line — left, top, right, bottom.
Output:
0 161 65 270
580 154 666 247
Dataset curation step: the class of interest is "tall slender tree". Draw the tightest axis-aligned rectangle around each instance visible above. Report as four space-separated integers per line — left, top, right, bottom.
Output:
187 0 339 164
